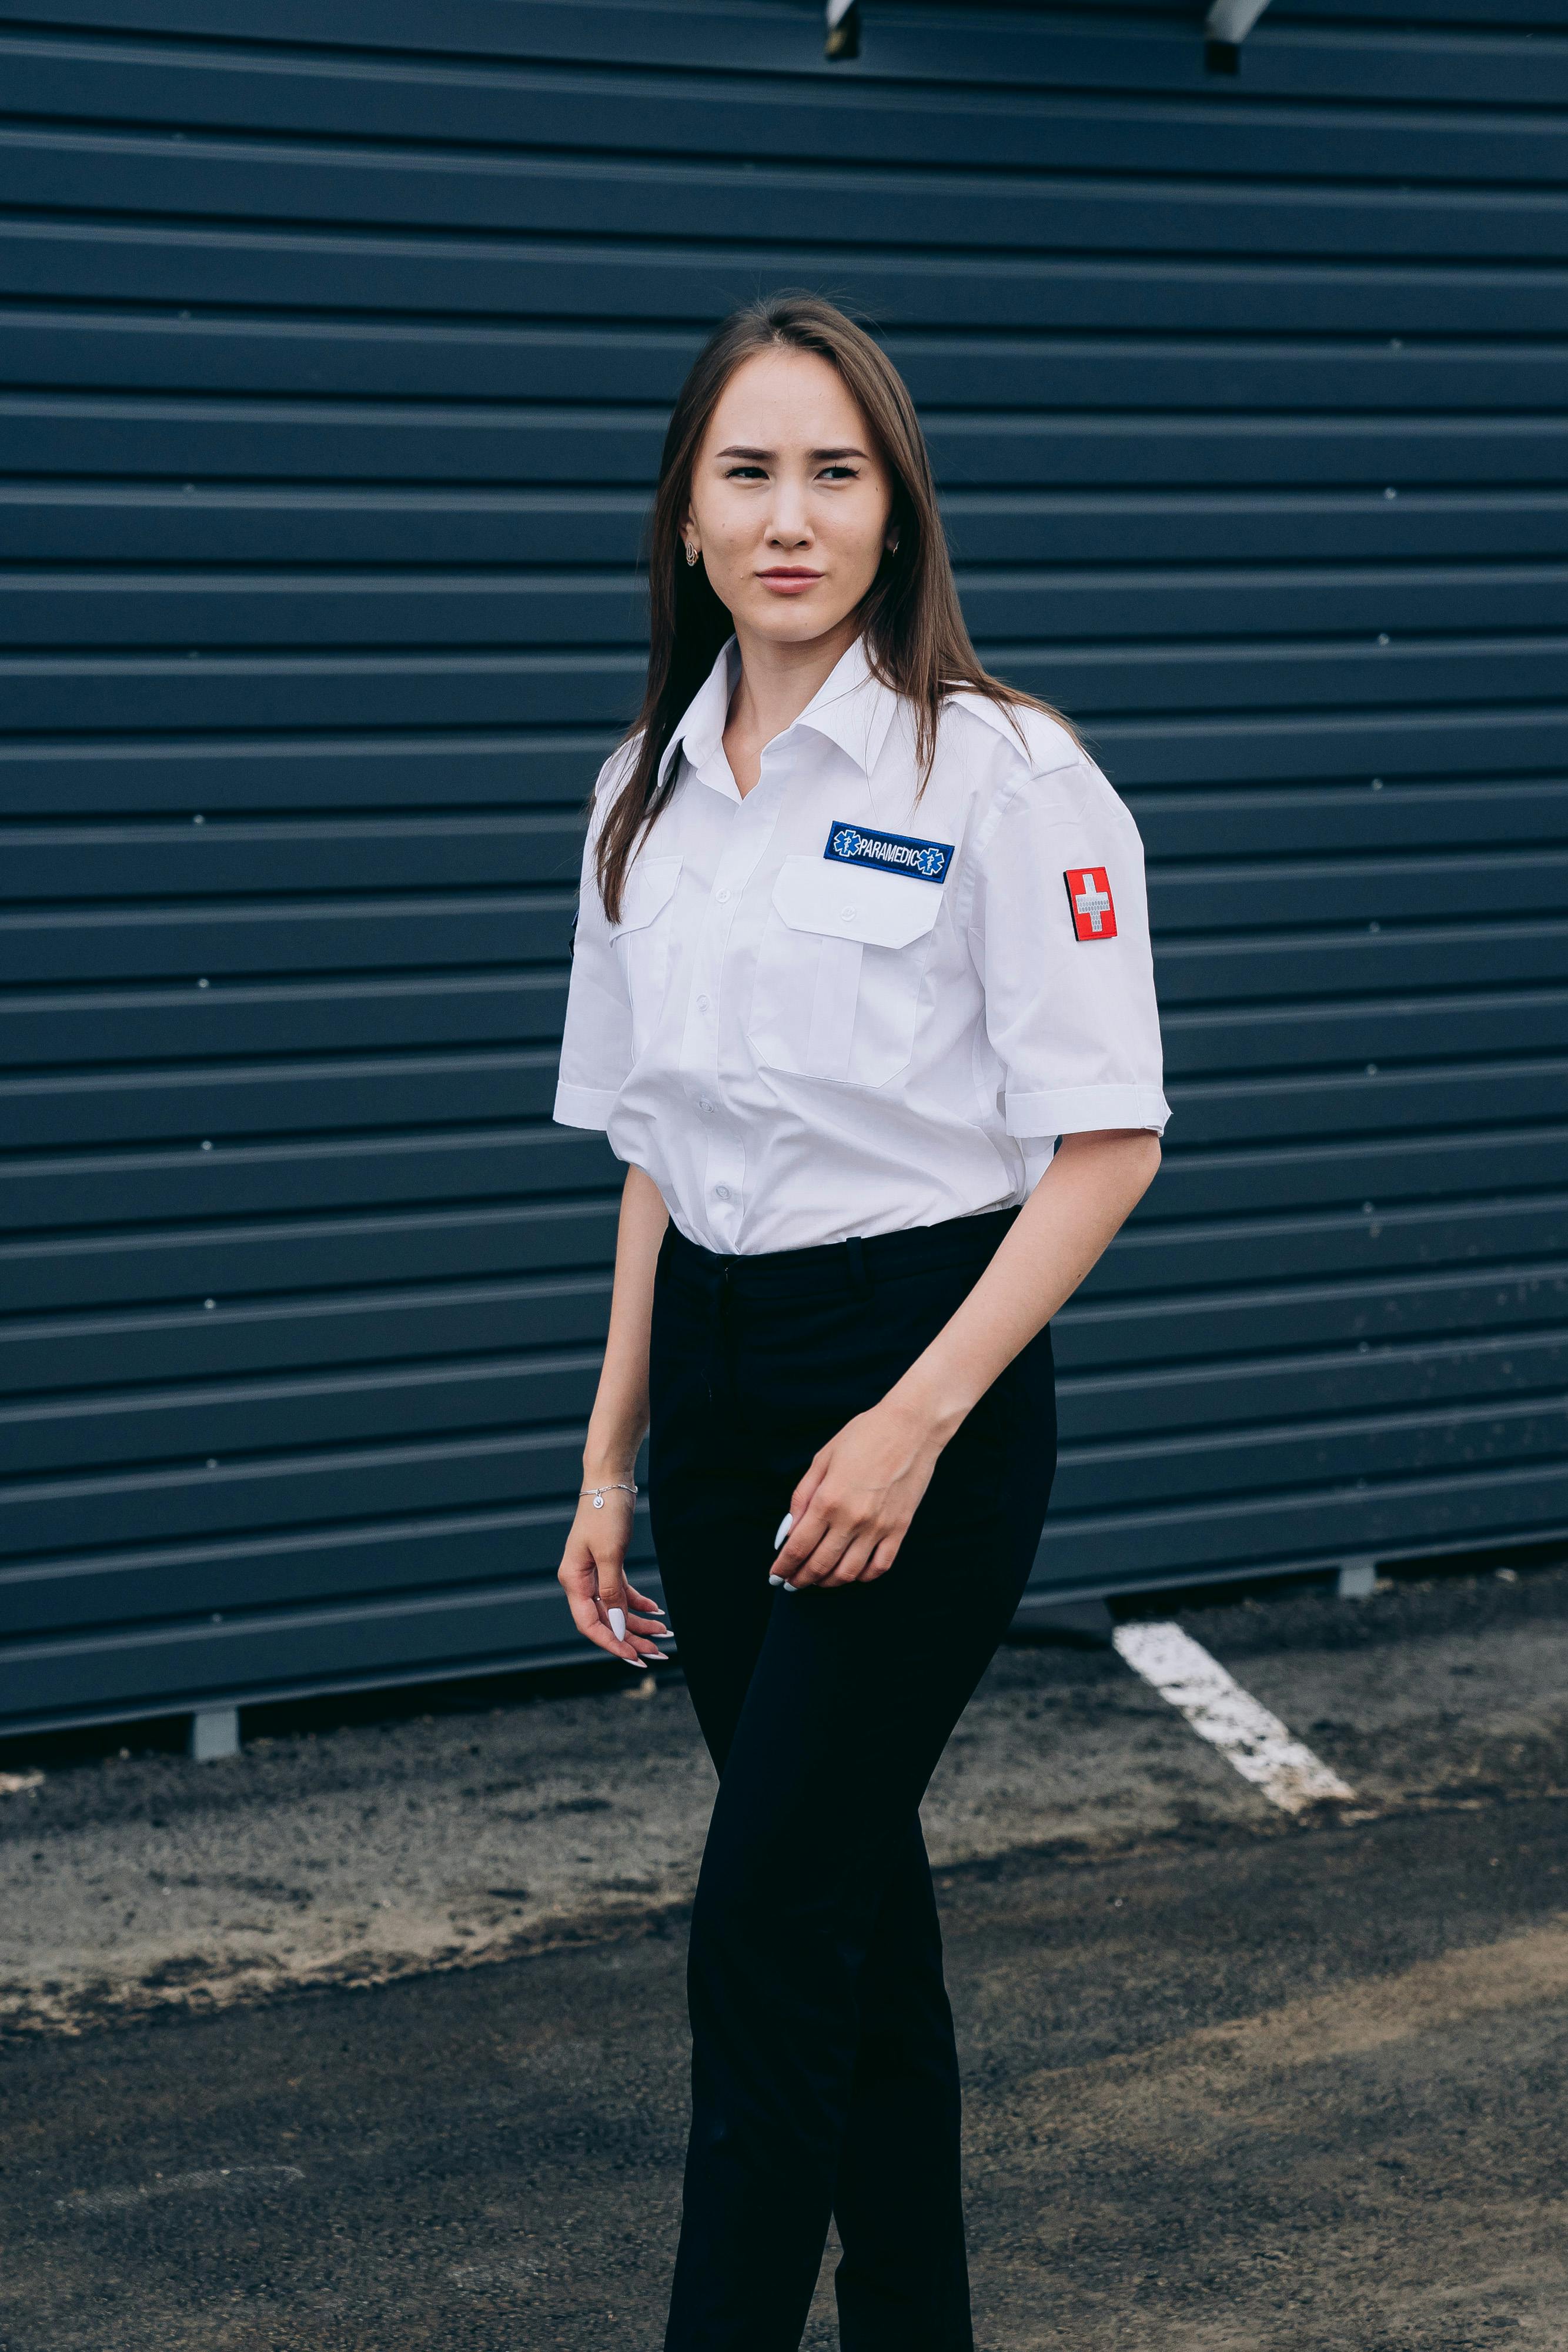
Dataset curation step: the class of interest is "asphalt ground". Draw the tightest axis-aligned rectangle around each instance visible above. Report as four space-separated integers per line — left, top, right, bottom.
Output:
4 1559 1568 2349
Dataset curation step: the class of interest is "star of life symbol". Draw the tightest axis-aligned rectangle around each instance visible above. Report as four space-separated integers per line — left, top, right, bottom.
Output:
1064 865 1117 942
824 817 954 883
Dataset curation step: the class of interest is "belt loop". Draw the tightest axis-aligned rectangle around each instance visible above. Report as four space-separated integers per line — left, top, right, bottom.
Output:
714 1255 738 1412
843 1234 872 1301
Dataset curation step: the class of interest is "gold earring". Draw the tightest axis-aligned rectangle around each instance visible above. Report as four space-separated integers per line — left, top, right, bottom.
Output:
684 542 699 568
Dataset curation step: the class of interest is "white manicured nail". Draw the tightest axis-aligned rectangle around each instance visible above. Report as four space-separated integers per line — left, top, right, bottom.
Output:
607 1606 626 1641
773 1513 794 1549
768 1573 785 1588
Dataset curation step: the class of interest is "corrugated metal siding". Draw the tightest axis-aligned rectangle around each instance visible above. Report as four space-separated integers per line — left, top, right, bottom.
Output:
2 0 1566 1732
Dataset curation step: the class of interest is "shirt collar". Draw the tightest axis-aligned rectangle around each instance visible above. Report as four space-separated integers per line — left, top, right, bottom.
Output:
793 634 902 775
656 637 740 791
656 632 901 793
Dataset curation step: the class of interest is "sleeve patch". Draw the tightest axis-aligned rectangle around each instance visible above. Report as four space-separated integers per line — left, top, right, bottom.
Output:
1064 867 1118 941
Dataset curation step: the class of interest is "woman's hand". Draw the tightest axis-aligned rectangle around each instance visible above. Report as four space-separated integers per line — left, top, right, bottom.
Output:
559 1165 671 1664
768 1137 1163 1596
770 1399 944 1589
557 1488 672 1667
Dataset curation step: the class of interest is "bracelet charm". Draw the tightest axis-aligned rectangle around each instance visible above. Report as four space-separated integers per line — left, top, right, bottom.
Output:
580 1480 638 1510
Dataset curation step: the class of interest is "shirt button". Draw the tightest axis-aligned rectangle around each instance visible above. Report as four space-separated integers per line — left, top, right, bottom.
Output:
840 903 857 921
715 887 731 903
714 1184 732 1201
696 993 710 1010
698 1098 716 1114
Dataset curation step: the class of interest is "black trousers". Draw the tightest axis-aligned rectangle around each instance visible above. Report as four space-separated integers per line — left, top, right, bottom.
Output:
647 1203 1058 2352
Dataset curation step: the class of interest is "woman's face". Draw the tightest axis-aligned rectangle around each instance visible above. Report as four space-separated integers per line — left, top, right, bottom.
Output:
684 349 896 650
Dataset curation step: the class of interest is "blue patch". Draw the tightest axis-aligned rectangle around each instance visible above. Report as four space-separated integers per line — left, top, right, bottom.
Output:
824 820 953 884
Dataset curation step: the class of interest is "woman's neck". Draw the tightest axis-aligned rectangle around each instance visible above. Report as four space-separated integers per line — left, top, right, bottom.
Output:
723 615 861 797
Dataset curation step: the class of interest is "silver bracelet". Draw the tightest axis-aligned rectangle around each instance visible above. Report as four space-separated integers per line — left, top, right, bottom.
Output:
580 1481 638 1509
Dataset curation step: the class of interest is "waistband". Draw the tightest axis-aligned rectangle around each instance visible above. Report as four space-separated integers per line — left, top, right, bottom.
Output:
658 1204 1022 1302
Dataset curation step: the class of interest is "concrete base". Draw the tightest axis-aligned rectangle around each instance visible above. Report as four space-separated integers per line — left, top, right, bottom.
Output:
1010 1596 1116 1648
188 1705 240 1761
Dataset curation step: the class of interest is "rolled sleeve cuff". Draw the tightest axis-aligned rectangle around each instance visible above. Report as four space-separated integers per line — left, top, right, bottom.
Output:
553 1080 620 1131
1004 1084 1171 1139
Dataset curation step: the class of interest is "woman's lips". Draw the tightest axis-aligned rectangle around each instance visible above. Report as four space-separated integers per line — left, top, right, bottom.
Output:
757 569 823 595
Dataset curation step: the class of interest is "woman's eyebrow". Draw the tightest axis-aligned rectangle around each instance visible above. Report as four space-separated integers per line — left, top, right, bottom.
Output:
713 445 870 462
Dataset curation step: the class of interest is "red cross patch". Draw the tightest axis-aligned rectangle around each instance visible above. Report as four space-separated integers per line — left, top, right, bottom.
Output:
1064 866 1117 941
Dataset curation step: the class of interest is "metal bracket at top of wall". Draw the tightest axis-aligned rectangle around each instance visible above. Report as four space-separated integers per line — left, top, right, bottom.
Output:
826 0 1266 73
825 0 860 60
1205 0 1272 72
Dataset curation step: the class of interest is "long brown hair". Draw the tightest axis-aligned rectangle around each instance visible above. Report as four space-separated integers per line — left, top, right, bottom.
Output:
593 290 1079 922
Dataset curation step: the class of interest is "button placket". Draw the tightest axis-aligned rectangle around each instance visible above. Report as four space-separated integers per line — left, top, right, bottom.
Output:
682 906 731 1082
680 784 779 1241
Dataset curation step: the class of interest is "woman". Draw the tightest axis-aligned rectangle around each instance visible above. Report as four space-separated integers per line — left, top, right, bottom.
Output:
553 292 1168 2351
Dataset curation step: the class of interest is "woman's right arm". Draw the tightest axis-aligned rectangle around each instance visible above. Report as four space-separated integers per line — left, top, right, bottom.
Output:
556 1162 674 1668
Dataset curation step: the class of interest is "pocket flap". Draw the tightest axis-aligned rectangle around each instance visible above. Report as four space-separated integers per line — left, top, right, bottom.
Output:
614 854 681 932
771 855 942 950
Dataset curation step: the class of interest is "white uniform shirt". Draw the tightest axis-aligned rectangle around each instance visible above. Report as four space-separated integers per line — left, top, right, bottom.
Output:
553 634 1169 1257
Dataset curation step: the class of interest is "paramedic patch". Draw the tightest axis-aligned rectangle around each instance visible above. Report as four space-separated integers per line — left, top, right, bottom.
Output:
824 820 953 884
1064 866 1118 941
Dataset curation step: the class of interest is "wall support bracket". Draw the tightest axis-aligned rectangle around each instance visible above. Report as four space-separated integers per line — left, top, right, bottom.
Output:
1205 0 1272 72
825 0 860 61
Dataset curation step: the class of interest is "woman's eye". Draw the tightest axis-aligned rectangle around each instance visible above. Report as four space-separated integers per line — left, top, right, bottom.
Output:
724 465 767 480
820 466 860 482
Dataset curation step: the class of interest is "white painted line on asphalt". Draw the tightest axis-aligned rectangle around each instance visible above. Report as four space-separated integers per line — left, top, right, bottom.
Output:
1112 1620 1356 1815
58 2164 304 2214
0 1769 43 1796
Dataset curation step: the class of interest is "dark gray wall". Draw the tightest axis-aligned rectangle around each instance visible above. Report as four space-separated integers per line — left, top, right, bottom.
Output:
2 0 1566 1733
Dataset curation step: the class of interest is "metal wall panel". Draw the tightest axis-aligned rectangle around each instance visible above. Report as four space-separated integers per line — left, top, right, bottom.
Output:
2 0 1565 1732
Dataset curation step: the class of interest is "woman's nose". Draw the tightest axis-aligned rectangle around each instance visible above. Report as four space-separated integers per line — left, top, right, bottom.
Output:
767 493 812 546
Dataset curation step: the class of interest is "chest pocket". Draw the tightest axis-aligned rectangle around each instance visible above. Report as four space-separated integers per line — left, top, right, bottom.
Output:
745 854 944 1087
610 854 681 1058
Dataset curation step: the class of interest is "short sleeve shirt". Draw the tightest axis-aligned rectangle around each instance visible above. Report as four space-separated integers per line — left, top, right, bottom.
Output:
554 634 1169 1257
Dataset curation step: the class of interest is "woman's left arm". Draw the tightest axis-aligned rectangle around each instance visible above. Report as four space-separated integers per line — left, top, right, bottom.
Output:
770 1127 1161 1589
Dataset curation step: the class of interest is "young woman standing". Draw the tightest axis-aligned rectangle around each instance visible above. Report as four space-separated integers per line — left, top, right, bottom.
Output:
553 293 1168 2351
